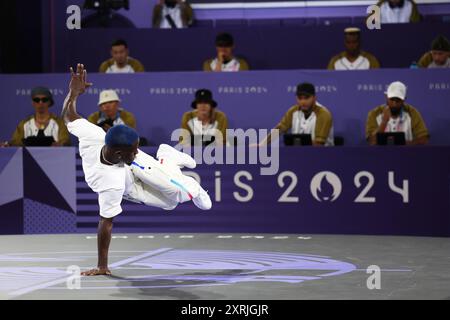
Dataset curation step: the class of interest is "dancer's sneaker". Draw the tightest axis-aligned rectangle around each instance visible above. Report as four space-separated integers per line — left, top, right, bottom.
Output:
192 187 212 210
157 144 196 169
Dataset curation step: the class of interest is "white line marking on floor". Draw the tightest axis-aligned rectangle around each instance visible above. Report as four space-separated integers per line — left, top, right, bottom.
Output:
217 235 233 239
241 236 264 239
138 235 155 239
6 250 149 256
272 236 289 239
115 267 162 270
9 248 173 297
87 235 128 239
354 269 412 272
179 235 194 239
297 237 312 240
109 248 172 268
44 283 229 290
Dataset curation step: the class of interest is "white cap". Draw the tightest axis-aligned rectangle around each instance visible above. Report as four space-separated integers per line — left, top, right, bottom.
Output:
98 90 120 106
344 27 361 33
385 81 407 100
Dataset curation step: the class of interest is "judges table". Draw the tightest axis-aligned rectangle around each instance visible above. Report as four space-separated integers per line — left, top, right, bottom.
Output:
0 146 449 236
2 69 450 147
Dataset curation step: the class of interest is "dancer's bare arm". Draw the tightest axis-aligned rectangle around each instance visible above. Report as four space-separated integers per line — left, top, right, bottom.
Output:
81 217 113 276
62 63 93 123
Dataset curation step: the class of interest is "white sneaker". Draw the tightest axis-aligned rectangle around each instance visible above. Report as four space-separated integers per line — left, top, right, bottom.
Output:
157 144 196 169
192 187 212 210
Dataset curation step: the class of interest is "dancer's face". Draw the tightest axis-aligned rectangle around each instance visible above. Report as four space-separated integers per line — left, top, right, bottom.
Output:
106 141 139 165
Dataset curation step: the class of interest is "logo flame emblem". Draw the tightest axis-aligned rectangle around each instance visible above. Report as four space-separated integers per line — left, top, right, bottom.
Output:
310 171 342 202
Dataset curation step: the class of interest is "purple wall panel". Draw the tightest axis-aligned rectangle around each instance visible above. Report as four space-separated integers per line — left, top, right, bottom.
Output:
24 199 76 234
0 148 77 235
62 0 450 28
1 69 449 147
0 146 449 236
49 23 450 73
74 146 450 236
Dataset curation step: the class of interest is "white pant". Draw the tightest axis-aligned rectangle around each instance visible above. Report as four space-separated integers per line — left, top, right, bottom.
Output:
123 176 178 210
124 144 201 210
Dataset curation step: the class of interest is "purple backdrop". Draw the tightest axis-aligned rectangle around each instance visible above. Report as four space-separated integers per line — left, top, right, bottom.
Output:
1 69 449 147
0 148 76 235
2 146 450 236
47 22 450 72
60 0 450 28
98 146 449 236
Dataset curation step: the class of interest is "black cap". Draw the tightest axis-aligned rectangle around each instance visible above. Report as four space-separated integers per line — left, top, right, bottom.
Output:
431 35 450 52
31 86 54 107
296 82 316 97
191 89 218 109
215 33 234 48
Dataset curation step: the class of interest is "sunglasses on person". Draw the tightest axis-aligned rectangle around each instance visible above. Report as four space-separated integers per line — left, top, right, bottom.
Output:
32 97 50 103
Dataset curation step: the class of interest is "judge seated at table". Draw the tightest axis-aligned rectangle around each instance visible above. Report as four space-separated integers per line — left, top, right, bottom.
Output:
366 81 429 146
2 87 70 147
259 82 334 147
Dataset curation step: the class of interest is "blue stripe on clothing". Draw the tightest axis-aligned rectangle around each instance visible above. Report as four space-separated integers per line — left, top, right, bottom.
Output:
170 179 193 200
131 161 145 170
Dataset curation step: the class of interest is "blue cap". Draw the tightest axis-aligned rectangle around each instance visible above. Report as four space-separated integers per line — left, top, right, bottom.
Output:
105 125 139 147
